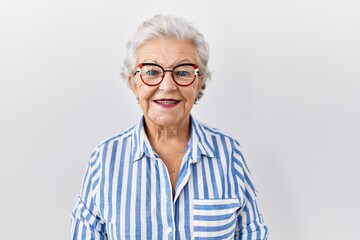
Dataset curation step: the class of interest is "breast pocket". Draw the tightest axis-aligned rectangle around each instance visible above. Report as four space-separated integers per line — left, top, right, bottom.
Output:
193 198 241 239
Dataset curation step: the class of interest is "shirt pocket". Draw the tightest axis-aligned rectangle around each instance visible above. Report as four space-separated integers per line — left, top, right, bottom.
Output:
193 198 241 239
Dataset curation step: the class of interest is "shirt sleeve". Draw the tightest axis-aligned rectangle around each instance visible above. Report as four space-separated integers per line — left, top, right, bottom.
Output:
70 148 107 240
232 140 269 240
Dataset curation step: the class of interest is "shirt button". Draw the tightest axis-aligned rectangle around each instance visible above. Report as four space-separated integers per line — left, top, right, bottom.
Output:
167 227 172 233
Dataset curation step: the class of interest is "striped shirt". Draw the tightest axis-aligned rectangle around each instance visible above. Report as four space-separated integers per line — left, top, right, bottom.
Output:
71 116 268 239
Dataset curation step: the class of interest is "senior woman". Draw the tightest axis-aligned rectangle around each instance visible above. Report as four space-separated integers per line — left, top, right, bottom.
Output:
71 14 268 239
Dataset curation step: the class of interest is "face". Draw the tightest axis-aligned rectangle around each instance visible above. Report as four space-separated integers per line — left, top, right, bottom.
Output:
128 39 204 129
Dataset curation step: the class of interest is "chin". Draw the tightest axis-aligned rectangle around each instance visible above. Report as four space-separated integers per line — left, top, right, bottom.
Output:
149 114 186 127
155 117 180 127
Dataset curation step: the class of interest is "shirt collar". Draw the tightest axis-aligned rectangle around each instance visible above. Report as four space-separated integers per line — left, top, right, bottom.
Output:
188 115 215 162
131 115 215 162
131 116 153 161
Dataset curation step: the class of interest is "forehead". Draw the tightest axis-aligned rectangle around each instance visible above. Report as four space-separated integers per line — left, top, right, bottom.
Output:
136 39 197 66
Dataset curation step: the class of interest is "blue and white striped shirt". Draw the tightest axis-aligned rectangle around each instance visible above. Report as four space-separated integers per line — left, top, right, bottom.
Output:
71 116 268 239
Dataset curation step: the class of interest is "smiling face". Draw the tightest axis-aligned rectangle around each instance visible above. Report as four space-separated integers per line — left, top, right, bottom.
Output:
128 38 204 129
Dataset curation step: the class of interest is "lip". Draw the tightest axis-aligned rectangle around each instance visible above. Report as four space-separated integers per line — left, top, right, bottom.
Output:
153 98 181 108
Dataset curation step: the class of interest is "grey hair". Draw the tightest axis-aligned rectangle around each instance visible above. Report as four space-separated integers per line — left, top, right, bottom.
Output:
120 14 211 102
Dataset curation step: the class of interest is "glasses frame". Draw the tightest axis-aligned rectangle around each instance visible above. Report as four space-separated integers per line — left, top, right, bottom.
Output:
134 63 200 87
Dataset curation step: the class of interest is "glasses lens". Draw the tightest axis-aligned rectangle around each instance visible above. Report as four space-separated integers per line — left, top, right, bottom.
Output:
140 65 163 85
173 65 196 85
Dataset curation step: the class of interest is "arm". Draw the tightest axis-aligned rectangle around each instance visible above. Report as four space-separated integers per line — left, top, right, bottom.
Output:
232 141 269 240
71 149 107 240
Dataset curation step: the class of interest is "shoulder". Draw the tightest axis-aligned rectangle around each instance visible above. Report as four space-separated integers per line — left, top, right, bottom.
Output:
191 117 244 164
194 118 242 148
88 124 137 165
98 124 136 148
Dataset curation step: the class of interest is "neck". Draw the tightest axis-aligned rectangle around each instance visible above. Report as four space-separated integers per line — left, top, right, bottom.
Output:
144 116 191 143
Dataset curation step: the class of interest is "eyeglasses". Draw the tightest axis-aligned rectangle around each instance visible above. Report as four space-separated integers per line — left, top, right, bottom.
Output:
134 63 199 87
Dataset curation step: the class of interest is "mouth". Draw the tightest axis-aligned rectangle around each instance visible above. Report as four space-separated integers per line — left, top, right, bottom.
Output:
153 99 181 108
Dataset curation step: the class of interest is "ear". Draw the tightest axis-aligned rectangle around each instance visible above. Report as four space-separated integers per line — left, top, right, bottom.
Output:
197 75 205 93
128 75 138 94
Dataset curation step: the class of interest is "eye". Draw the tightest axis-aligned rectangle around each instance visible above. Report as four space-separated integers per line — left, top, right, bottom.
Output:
141 65 163 77
174 70 190 77
145 69 160 76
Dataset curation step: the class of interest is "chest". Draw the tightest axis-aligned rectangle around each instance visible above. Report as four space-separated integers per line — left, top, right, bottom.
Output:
95 156 243 239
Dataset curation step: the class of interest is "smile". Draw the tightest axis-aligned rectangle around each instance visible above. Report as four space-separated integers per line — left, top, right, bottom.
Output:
154 99 181 108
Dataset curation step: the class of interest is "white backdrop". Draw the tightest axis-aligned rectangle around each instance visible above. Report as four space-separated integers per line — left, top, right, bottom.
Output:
1 0 359 239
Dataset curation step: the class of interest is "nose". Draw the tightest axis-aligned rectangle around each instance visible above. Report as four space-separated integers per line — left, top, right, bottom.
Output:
159 71 177 91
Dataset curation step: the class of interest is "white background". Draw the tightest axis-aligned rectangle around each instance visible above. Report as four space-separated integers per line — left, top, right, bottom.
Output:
1 0 360 239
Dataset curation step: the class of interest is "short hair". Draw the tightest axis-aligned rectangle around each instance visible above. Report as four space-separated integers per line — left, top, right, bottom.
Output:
120 14 211 102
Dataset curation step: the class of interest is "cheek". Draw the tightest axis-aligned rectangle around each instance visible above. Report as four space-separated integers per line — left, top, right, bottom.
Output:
136 85 157 100
183 88 199 103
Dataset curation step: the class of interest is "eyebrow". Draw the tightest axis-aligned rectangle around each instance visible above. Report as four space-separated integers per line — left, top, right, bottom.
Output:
141 59 195 67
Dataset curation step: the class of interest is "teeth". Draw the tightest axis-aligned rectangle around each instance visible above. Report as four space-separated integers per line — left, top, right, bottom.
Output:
158 100 177 105
160 101 176 105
